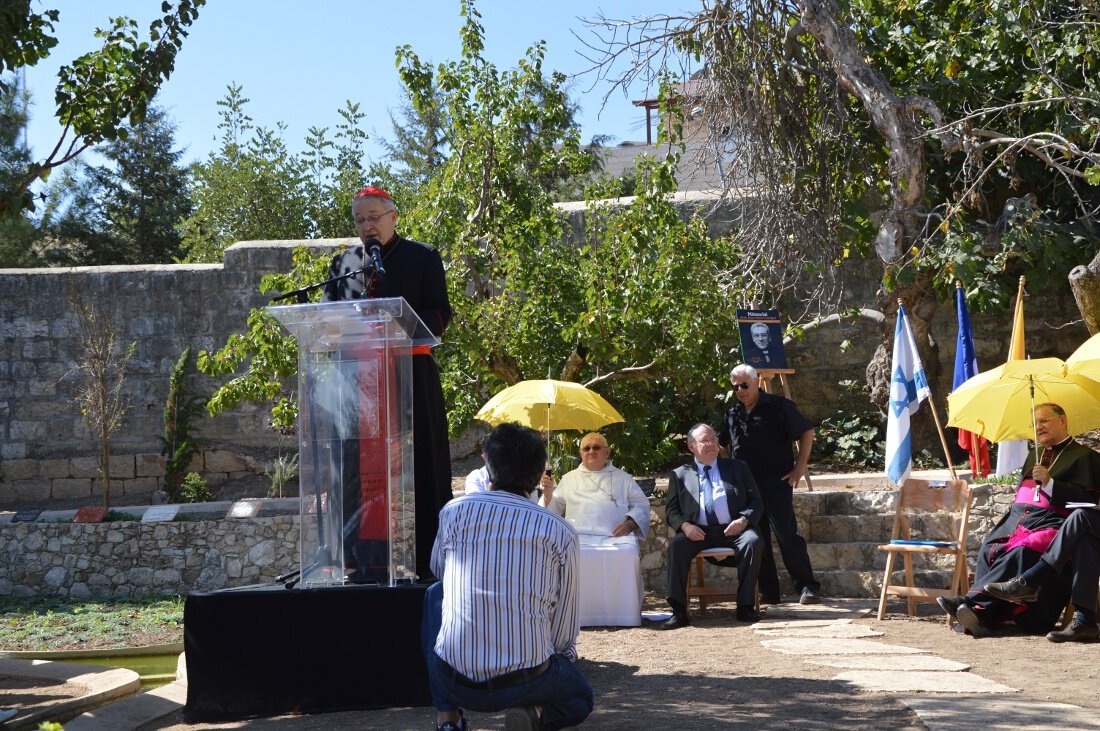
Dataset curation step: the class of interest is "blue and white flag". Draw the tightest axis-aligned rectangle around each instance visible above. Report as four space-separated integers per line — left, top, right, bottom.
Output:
886 305 932 485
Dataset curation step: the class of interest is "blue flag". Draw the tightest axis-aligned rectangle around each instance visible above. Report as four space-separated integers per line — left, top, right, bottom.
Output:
953 285 990 476
885 305 931 485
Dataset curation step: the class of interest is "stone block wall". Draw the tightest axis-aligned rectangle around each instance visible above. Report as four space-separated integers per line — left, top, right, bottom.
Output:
0 515 299 598
0 484 1021 598
1 196 1087 506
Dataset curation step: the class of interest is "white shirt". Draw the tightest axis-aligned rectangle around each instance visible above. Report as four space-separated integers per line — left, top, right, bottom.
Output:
432 490 579 681
465 465 539 503
695 460 732 525
543 463 650 538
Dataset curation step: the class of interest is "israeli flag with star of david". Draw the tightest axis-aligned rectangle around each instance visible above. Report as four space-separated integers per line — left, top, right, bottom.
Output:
885 305 931 485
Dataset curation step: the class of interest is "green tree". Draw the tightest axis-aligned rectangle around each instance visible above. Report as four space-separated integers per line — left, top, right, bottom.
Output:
0 74 39 266
197 0 748 473
179 84 312 262
0 1 205 219
88 105 193 263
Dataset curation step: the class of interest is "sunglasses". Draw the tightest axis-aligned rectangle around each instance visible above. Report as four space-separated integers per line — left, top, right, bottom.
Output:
733 382 752 391
581 445 607 452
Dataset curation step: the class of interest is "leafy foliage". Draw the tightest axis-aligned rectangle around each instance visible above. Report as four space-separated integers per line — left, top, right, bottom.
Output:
178 471 214 503
161 347 205 501
197 246 329 427
2 1 205 218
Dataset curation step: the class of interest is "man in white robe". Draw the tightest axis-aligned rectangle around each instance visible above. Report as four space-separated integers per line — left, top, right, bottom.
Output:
541 432 650 626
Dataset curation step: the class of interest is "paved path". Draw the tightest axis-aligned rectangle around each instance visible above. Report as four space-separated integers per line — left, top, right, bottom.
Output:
752 602 1100 731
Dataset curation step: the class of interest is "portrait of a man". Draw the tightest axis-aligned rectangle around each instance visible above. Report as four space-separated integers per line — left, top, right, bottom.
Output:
737 312 788 370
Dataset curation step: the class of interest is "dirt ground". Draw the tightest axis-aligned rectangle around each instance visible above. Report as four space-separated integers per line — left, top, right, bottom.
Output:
129 596 1099 731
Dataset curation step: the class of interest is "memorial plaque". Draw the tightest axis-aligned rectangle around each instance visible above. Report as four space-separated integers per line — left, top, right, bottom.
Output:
227 500 261 518
12 506 45 522
74 506 108 523
142 504 180 522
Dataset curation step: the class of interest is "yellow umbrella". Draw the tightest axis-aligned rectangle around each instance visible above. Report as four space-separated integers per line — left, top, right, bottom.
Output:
474 379 625 432
947 358 1100 445
1066 331 1100 379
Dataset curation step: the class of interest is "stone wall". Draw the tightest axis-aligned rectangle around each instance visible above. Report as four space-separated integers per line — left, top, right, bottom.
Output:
0 515 299 598
0 485 1017 598
0 196 1087 506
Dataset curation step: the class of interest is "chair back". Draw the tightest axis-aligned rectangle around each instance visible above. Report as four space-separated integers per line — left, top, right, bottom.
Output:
891 478 972 544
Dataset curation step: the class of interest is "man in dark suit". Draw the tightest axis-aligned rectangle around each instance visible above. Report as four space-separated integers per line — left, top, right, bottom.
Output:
937 402 1100 637
661 423 764 629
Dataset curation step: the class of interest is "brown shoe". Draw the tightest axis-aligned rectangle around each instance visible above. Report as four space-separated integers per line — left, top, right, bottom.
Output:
1047 619 1100 643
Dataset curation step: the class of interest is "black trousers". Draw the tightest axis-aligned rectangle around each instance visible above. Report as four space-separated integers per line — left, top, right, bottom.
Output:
1043 508 1100 614
666 525 761 611
755 475 819 595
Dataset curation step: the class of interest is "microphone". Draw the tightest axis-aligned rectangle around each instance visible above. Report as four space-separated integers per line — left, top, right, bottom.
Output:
364 238 385 275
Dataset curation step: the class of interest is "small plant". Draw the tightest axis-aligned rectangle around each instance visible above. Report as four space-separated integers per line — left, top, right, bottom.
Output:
67 296 136 509
265 453 299 498
976 469 1022 485
104 510 141 522
177 472 214 503
161 346 206 502
815 410 884 470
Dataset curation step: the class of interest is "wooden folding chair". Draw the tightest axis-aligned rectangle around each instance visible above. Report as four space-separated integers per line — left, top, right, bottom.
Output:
877 477 973 620
686 547 759 616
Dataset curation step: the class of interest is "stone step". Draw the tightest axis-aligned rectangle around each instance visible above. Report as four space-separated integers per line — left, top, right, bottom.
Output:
770 568 956 599
806 542 960 572
807 513 958 544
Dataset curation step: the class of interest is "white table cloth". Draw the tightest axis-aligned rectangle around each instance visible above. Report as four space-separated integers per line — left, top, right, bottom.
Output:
575 535 642 627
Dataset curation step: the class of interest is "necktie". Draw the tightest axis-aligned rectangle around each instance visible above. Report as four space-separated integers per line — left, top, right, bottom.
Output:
701 466 719 525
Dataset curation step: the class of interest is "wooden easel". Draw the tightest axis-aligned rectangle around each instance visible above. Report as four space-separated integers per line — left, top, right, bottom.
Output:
757 368 814 491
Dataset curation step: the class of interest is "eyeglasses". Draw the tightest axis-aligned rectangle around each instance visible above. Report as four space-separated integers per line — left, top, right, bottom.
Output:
733 382 752 391
1035 417 1061 425
694 438 719 446
358 211 394 225
581 444 607 452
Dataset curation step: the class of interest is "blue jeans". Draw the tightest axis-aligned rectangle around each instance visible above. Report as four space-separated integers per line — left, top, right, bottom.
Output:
421 582 594 730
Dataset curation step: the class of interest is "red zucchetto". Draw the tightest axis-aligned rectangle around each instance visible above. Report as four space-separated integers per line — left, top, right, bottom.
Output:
353 185 393 201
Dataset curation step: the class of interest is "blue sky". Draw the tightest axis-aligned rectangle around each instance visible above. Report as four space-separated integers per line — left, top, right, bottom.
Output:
22 0 696 168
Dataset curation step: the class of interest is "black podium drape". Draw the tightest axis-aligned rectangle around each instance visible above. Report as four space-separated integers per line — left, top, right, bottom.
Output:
183 583 431 722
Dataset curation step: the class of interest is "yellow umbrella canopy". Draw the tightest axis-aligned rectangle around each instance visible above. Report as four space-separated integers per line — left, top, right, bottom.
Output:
1066 331 1100 379
947 358 1100 443
474 379 625 432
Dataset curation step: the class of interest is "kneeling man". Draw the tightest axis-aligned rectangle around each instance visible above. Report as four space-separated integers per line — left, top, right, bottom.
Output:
662 423 763 628
422 422 594 731
542 432 650 626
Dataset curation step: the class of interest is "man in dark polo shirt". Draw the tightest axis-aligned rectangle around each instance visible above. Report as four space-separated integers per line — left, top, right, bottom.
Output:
719 362 821 604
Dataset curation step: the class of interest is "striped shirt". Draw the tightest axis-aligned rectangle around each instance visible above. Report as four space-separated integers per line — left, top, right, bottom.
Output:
431 489 580 682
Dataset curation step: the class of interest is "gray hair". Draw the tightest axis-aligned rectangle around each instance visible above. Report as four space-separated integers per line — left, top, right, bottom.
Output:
730 363 758 382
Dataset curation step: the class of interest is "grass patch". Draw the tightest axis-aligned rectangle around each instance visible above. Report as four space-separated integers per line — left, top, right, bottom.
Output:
0 595 184 652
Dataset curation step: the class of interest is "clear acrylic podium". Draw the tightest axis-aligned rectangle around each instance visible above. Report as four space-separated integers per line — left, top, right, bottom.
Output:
267 297 439 588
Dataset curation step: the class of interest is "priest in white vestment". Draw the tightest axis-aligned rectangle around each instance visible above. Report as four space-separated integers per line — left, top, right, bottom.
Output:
541 432 650 626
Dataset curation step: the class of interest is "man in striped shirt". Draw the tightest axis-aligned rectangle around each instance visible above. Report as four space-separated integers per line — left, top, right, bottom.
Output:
422 422 594 731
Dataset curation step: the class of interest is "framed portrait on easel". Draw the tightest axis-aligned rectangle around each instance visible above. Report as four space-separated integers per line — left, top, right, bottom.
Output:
736 309 788 370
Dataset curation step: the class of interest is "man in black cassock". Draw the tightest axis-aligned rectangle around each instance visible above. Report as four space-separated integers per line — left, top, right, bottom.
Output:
323 185 452 583
937 402 1100 637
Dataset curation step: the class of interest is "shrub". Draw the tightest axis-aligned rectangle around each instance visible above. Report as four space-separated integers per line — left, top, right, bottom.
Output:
177 472 214 503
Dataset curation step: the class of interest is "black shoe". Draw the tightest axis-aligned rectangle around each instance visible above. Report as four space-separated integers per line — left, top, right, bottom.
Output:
936 594 966 622
504 706 541 731
736 608 762 623
799 588 821 605
759 591 781 605
438 709 468 731
660 613 691 630
955 604 992 638
982 576 1039 603
1047 619 1100 643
